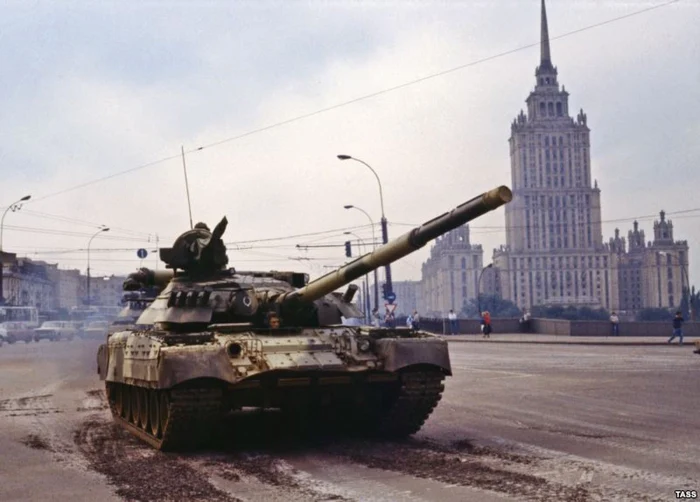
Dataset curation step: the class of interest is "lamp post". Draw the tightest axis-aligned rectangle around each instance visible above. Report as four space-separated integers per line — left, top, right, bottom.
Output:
343 204 380 311
477 263 493 316
658 251 692 320
345 231 371 324
87 227 110 306
338 154 393 302
0 195 31 305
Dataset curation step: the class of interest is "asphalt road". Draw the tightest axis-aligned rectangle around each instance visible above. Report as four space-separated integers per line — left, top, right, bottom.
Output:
0 339 698 501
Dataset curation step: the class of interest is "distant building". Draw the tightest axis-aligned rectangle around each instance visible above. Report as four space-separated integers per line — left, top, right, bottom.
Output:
51 268 83 310
420 224 483 316
391 280 421 317
611 213 689 312
492 0 688 315
89 275 126 307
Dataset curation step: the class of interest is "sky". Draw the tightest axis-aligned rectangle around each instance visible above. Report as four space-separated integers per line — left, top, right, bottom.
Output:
1 0 699 291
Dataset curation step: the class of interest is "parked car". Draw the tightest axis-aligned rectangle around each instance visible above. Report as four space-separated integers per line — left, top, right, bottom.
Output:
81 320 110 340
0 321 36 344
34 321 81 342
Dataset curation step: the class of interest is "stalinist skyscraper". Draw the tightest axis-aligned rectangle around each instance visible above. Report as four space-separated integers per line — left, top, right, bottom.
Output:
493 0 618 310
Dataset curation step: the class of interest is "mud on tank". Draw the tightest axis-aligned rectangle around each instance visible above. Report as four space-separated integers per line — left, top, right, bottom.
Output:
97 186 512 450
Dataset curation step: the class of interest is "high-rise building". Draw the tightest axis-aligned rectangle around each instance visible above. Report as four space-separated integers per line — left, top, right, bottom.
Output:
421 224 483 316
420 0 690 317
493 0 618 310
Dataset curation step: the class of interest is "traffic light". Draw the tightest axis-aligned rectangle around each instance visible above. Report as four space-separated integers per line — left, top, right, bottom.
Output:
345 241 352 258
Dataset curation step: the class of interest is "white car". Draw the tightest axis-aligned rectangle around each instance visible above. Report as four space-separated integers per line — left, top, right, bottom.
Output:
0 321 36 344
34 321 81 342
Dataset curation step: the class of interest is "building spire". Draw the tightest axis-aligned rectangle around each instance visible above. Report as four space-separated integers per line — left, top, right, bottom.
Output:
540 0 553 70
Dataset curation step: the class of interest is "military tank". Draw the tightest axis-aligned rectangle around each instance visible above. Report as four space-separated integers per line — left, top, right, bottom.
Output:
97 185 512 450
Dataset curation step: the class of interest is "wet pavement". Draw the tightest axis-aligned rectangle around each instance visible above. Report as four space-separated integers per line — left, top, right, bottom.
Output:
1 338 698 501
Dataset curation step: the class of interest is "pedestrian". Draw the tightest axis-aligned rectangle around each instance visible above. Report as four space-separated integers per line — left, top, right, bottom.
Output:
384 311 395 328
668 311 684 345
610 311 620 336
406 312 414 328
519 309 531 333
481 311 492 338
411 310 420 330
371 308 381 327
447 309 458 335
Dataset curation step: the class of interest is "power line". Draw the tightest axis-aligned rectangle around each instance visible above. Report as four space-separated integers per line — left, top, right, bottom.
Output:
17 0 679 205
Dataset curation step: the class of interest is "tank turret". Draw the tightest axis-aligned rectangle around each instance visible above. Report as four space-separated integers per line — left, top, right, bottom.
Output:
159 217 229 274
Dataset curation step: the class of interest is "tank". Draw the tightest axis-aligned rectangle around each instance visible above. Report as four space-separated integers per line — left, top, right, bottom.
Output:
97 185 512 450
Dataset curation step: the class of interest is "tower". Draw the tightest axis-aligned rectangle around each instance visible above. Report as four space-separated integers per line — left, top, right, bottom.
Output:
493 0 617 310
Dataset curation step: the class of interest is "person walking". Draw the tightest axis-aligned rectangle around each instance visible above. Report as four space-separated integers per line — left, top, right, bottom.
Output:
481 311 492 338
519 309 531 333
447 309 458 335
411 310 420 330
668 311 684 345
609 311 620 336
371 308 381 327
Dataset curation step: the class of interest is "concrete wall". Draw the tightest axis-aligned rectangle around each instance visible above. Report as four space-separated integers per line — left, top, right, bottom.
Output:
420 317 700 337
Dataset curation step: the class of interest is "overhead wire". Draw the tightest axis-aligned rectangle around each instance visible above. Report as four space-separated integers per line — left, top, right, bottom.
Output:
14 0 679 206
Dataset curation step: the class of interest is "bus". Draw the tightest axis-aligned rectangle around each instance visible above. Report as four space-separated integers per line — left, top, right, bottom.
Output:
0 306 39 328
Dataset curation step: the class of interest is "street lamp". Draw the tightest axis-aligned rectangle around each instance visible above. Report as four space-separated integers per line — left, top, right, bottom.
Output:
345 231 371 324
477 263 493 316
0 195 31 305
344 204 379 311
87 227 110 306
337 154 393 302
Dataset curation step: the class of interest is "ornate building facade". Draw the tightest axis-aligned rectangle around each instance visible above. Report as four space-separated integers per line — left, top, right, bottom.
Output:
493 0 618 310
492 0 689 315
415 1 690 318
420 224 484 316
611 212 689 312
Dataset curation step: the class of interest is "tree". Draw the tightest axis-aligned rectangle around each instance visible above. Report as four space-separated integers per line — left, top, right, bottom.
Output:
460 294 521 318
636 308 672 321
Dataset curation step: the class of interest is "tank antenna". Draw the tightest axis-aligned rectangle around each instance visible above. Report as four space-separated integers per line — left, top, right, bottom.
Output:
181 145 194 230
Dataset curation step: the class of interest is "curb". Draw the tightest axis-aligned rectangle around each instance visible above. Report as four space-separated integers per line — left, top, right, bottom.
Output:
444 338 688 347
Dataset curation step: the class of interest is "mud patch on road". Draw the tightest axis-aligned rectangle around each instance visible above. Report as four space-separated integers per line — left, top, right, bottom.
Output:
21 433 52 451
0 394 61 416
77 389 109 412
75 416 241 502
451 438 536 465
330 438 594 501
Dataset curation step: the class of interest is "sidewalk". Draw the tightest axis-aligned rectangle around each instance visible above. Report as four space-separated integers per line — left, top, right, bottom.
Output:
441 333 698 346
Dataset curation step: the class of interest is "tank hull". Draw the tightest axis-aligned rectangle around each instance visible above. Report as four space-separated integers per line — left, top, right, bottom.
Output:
98 326 450 450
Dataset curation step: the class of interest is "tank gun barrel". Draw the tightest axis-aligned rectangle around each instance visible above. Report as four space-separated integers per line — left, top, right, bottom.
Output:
278 185 512 304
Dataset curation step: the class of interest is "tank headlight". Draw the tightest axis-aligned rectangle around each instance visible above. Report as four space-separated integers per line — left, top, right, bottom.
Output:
357 338 371 352
226 342 243 358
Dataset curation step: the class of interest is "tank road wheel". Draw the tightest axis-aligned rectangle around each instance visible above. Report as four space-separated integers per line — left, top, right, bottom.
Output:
121 385 132 421
131 386 141 425
106 382 121 416
137 387 149 429
148 390 162 438
158 391 171 436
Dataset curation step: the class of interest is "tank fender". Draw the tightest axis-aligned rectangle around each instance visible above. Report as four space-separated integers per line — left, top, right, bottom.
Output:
156 346 238 388
374 337 452 375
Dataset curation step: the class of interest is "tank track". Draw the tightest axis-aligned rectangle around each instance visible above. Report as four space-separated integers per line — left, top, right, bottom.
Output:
372 369 445 437
106 382 222 451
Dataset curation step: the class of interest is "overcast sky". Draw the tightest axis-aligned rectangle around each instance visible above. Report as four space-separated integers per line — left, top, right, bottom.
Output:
1 0 699 291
